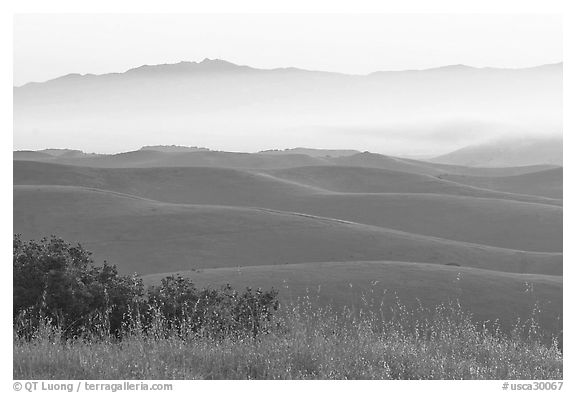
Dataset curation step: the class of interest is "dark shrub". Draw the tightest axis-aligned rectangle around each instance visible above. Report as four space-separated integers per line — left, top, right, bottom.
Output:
146 275 279 338
13 235 145 339
13 235 280 340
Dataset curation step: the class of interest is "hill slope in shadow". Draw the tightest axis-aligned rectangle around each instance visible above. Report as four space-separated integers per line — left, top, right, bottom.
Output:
143 261 562 335
263 165 561 205
14 149 559 177
439 168 562 199
13 185 561 276
14 161 563 252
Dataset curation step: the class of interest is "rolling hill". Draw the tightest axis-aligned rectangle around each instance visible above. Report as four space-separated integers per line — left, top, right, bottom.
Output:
13 185 561 276
277 193 562 252
14 161 560 207
14 161 563 252
13 150 331 169
13 161 327 204
438 168 563 199
259 148 360 158
263 165 561 205
14 148 560 180
142 261 562 335
399 158 558 177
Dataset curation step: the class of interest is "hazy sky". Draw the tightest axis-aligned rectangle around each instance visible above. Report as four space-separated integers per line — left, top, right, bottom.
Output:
14 13 562 86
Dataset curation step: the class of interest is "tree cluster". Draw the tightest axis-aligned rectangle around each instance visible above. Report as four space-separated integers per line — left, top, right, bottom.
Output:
13 235 279 340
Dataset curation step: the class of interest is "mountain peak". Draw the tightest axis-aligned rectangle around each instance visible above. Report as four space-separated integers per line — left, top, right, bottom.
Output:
196 58 244 70
123 58 251 76
199 58 226 64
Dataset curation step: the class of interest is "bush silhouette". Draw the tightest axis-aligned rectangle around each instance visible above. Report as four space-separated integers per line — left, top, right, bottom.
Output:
146 275 279 338
13 235 144 338
13 235 279 340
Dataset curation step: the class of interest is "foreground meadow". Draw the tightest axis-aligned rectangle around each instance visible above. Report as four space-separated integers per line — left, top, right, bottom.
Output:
14 300 562 380
13 236 562 380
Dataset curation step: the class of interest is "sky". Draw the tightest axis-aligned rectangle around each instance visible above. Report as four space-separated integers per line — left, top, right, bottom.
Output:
13 13 562 155
14 13 562 86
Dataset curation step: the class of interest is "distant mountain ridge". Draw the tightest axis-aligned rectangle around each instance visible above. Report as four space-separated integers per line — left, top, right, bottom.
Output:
139 145 210 153
16 58 563 87
14 59 562 157
259 148 361 158
430 136 562 167
14 145 562 172
15 58 346 88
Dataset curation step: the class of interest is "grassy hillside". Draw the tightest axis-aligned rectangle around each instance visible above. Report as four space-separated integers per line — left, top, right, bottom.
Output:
14 161 560 207
14 296 563 380
329 152 559 177
263 165 560 205
14 150 331 169
410 159 558 177
13 185 561 275
13 151 54 161
14 149 558 177
14 162 563 251
439 168 563 199
143 261 562 334
13 161 327 203
281 193 562 252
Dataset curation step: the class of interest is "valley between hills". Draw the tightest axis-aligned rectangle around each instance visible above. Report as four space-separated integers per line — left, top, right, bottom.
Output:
13 147 563 335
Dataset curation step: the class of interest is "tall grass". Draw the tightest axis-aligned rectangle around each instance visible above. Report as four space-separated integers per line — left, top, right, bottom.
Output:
13 298 562 380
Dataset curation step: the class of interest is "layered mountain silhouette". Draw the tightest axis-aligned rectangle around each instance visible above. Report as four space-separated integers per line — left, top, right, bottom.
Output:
430 135 562 167
13 59 563 332
13 144 563 335
14 59 562 162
